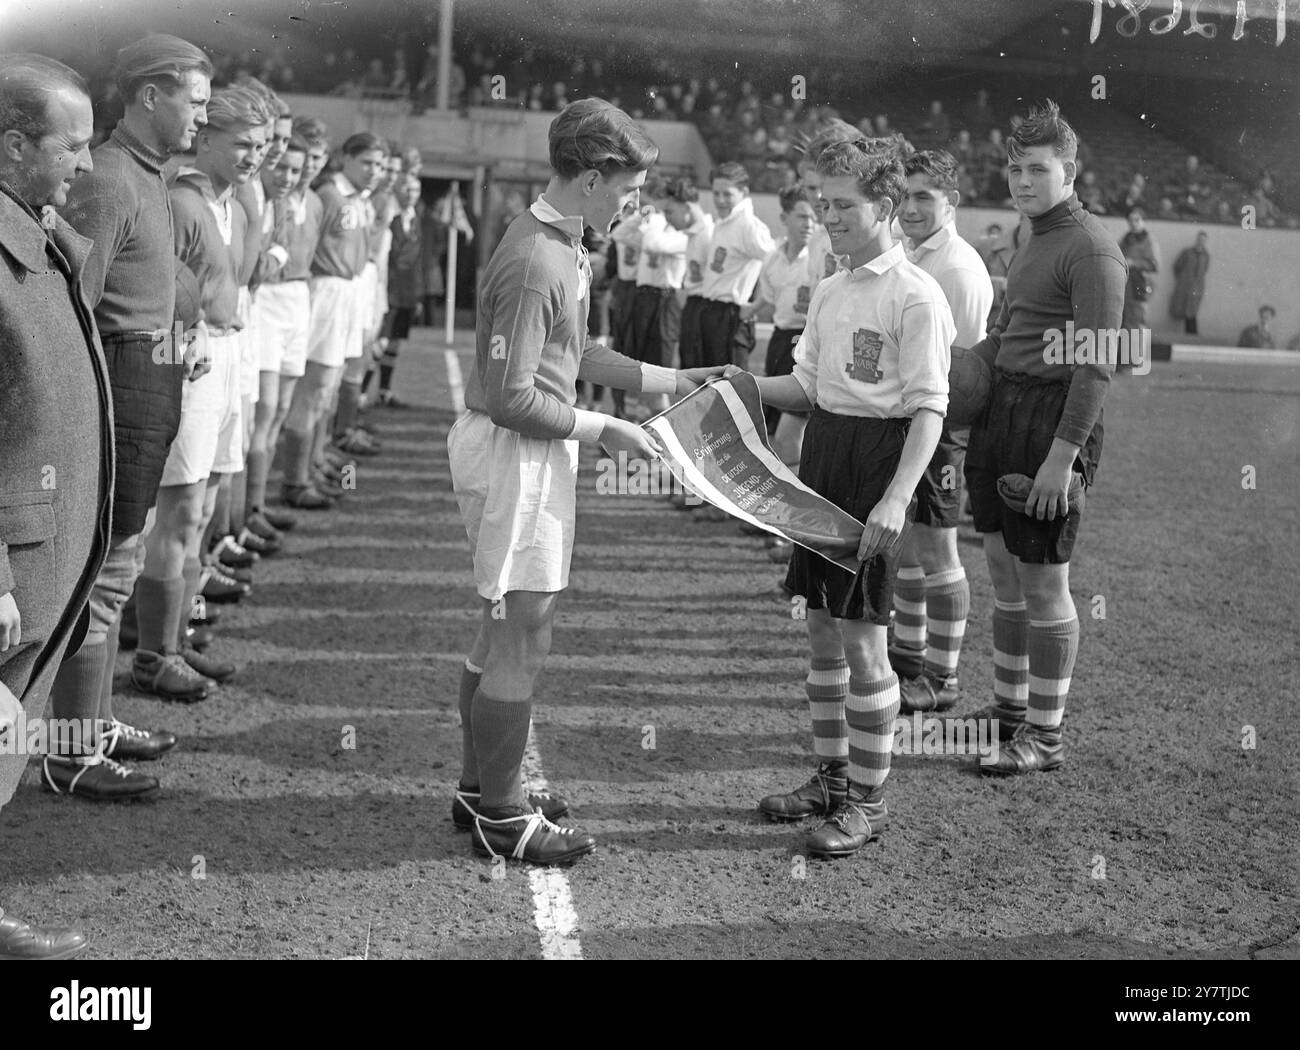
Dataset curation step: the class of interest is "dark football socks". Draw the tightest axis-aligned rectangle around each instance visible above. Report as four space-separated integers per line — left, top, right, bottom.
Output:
458 660 483 788
47 641 105 756
135 575 186 657
177 557 203 649
98 615 121 725
471 693 532 812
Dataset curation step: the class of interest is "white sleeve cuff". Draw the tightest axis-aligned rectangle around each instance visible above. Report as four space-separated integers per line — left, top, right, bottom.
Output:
268 244 290 268
640 363 678 395
567 408 607 443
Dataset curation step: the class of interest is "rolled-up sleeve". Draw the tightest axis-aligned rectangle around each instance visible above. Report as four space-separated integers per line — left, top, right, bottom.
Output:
897 294 954 418
791 280 827 405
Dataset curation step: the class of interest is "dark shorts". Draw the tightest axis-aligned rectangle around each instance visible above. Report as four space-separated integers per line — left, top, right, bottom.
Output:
629 285 673 365
763 326 808 434
784 408 912 624
912 424 968 528
698 298 756 368
382 307 414 342
678 294 706 370
609 278 637 355
965 368 1103 565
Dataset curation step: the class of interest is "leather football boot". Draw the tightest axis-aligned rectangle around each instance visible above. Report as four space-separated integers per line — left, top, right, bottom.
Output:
758 760 848 822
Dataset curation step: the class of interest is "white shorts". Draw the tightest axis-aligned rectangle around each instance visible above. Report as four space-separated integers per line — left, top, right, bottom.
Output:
447 410 579 601
307 274 358 369
252 281 309 378
160 331 244 486
346 264 378 359
237 287 260 405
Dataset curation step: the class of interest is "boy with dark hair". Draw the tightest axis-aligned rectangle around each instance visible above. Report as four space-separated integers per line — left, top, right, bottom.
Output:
696 161 774 367
962 101 1126 775
742 140 955 858
447 99 722 865
890 148 993 713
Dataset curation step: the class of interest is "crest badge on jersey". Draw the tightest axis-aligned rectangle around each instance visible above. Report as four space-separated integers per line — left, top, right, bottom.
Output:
794 285 811 314
710 246 727 273
688 260 703 285
846 328 885 384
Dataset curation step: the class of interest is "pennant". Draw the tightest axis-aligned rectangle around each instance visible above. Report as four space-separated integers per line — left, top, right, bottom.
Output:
642 373 865 572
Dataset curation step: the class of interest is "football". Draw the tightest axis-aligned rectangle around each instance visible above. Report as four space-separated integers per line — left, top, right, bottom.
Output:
947 343 993 427
174 257 203 331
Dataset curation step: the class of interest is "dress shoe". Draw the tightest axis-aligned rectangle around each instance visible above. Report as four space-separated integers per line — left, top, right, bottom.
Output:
0 913 89 960
212 534 259 569
42 754 160 801
452 786 569 830
281 483 335 510
99 719 177 761
758 761 848 822
471 808 596 865
260 506 299 532
899 673 960 713
805 787 888 858
377 392 408 408
180 642 236 683
980 723 1063 776
201 566 251 602
131 650 211 702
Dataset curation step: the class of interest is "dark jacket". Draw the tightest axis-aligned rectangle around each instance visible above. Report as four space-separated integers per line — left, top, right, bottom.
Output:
387 209 425 309
1170 245 1210 320
0 187 114 807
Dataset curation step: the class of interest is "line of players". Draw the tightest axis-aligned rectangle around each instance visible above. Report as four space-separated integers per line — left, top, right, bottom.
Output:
41 37 429 801
595 121 994 725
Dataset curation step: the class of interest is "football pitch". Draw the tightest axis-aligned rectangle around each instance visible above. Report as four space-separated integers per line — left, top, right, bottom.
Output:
3 331 1296 960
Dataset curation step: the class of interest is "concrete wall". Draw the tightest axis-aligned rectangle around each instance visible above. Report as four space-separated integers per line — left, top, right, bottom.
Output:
738 192 1300 348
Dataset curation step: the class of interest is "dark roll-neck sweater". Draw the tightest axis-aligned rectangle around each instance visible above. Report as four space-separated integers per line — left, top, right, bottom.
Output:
60 123 175 333
973 193 1127 448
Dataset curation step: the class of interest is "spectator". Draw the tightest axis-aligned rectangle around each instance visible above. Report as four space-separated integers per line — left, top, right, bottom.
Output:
1078 169 1107 214
1237 305 1277 348
1115 172 1147 214
415 44 465 110
1119 208 1161 330
919 99 950 147
1170 231 1210 335
975 127 1005 201
964 88 996 135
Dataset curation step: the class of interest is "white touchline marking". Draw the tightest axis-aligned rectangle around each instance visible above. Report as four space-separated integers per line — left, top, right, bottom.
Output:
443 348 465 414
521 723 584 961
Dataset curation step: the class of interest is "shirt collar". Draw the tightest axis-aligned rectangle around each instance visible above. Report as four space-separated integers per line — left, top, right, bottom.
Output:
716 196 754 226
333 172 358 197
530 194 585 242
906 220 955 258
846 241 906 280
110 123 170 174
175 167 233 205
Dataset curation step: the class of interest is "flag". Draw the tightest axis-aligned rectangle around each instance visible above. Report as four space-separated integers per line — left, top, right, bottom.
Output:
642 373 865 572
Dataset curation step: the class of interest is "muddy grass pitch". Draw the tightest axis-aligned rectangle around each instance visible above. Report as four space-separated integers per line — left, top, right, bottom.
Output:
2 333 1296 960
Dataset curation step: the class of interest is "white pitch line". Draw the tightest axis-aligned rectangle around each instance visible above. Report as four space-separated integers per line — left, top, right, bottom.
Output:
521 724 584 961
444 349 466 413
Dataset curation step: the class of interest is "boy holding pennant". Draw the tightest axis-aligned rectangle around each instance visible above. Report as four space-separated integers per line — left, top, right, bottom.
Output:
730 139 955 859
447 99 723 866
